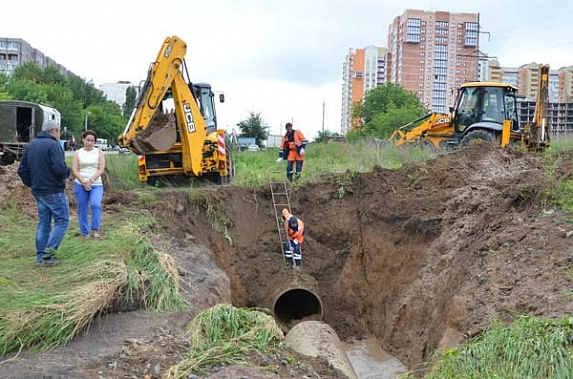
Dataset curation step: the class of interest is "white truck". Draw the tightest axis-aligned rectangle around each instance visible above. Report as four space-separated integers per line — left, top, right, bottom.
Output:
94 138 110 151
0 100 61 165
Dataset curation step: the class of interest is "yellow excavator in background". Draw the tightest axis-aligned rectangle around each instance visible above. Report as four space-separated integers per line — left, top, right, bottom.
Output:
389 64 550 151
118 35 234 185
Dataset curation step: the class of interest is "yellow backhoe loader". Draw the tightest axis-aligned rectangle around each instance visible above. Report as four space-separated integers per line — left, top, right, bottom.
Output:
389 64 550 151
118 35 234 185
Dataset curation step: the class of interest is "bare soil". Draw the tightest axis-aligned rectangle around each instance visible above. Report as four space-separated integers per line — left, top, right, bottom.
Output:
1 144 572 378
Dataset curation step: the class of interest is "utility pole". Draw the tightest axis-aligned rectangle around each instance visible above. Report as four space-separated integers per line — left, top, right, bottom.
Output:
322 100 325 135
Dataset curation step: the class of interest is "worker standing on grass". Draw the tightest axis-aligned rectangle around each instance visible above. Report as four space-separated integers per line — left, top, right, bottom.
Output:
282 208 305 269
276 122 307 182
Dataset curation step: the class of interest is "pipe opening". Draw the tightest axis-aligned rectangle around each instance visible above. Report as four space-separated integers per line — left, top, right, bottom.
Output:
273 288 323 330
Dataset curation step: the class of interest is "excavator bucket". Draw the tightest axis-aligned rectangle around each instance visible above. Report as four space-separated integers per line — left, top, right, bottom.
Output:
130 111 177 153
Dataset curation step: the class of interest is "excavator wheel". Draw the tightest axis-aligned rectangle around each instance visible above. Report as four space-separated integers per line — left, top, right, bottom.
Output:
460 129 496 147
224 146 236 183
216 146 235 184
0 153 15 166
414 139 438 151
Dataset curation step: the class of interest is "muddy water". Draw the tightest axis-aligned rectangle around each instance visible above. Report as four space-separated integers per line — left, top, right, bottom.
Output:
344 337 407 379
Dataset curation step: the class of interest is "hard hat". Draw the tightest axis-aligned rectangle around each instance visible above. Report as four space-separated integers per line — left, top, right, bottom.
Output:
288 216 298 229
282 208 290 219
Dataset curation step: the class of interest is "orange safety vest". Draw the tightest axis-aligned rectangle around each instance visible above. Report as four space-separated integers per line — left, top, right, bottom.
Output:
282 210 305 244
286 218 305 243
280 129 306 161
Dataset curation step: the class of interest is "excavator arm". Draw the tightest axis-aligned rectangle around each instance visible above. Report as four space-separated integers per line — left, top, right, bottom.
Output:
118 35 207 176
523 64 550 150
388 112 453 149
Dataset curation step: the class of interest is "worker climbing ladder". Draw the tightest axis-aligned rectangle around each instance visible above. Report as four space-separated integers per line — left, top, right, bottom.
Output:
269 180 295 268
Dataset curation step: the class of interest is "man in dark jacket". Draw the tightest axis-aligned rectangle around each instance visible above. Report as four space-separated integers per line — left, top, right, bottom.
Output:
18 119 70 265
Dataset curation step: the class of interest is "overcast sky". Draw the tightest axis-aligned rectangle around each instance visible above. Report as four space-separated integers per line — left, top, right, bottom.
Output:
4 0 573 139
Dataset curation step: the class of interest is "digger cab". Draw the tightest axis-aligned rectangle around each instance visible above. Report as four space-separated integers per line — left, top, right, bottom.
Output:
452 82 519 136
192 83 222 135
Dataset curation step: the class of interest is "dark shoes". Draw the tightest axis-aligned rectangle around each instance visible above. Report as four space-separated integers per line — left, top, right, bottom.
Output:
37 257 60 266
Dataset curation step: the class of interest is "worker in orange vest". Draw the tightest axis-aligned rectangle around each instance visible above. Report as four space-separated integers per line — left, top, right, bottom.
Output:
276 122 307 182
282 208 305 268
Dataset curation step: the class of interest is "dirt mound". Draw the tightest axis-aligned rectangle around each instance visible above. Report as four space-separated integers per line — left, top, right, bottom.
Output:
1 144 572 377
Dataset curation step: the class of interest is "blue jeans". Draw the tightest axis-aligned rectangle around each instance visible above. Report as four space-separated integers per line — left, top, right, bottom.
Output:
34 192 70 262
73 182 104 236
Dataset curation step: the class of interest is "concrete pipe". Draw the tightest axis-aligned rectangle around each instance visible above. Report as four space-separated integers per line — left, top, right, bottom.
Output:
285 321 357 379
272 271 323 332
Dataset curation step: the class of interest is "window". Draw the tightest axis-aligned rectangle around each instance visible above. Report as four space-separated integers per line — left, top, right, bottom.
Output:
465 22 479 46
435 44 448 53
435 51 448 60
406 18 421 43
435 67 447 76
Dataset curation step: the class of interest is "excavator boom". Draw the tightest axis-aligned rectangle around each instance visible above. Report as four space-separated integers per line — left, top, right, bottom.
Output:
118 36 232 184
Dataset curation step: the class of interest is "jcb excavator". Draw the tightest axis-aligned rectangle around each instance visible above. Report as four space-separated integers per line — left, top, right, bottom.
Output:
118 35 234 185
389 64 550 151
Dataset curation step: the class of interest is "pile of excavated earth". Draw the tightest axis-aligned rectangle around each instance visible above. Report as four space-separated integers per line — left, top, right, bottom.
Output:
1 144 572 378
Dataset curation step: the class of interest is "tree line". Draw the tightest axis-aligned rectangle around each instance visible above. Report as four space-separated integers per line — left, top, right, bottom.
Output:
1 62 427 146
0 62 136 145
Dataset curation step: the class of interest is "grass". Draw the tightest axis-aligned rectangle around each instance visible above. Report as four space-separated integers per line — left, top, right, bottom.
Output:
400 316 573 378
231 140 437 187
102 153 141 189
165 304 287 377
544 138 573 214
0 203 185 356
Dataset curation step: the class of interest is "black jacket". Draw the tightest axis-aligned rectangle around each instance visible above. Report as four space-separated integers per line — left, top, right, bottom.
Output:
18 131 70 195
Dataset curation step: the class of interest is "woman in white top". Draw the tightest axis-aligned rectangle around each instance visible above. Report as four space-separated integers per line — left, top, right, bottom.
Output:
72 130 106 239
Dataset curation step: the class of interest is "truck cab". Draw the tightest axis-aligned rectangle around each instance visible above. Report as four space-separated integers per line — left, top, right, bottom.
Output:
453 82 519 136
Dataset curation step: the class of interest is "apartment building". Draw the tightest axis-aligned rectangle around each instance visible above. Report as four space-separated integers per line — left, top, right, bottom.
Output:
386 10 480 113
0 37 70 77
487 61 573 138
558 65 573 103
341 46 387 134
99 81 136 109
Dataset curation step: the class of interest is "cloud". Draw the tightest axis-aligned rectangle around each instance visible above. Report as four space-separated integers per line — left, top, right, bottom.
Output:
5 0 573 141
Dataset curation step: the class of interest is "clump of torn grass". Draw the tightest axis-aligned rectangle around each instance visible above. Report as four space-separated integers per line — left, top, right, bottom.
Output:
165 304 287 377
